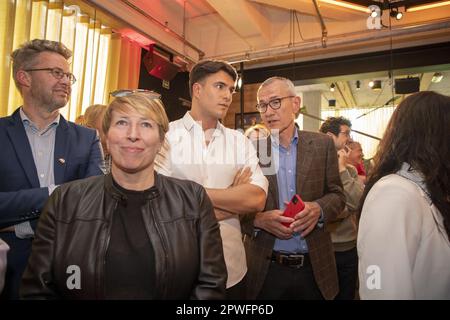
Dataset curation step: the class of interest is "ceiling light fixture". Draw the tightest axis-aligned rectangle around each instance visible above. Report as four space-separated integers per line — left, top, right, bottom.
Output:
407 1 450 12
371 80 382 91
431 72 443 83
390 8 403 20
319 0 370 13
330 83 336 92
356 80 361 90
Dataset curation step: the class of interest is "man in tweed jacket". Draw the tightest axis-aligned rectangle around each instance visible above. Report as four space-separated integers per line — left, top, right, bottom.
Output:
241 77 345 300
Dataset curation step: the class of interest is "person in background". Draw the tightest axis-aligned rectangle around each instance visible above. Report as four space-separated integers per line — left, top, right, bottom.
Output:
242 77 345 300
74 114 86 126
0 39 103 299
358 91 450 299
83 104 109 173
244 123 270 141
20 91 227 299
347 141 367 184
84 104 107 152
320 117 364 300
244 124 271 158
156 60 268 299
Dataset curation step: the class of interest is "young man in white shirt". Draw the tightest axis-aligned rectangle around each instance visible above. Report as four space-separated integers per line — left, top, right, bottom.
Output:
155 60 268 299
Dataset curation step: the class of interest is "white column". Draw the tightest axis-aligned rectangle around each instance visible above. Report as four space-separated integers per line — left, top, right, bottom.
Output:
301 91 322 132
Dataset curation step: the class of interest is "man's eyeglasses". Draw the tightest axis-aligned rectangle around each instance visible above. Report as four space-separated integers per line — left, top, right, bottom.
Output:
24 67 76 84
339 130 352 137
256 96 295 113
110 89 161 99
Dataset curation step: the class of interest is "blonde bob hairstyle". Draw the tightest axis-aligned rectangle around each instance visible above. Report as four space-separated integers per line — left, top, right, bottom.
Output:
103 93 169 142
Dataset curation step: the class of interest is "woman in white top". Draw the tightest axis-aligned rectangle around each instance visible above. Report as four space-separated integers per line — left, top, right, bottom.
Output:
358 91 450 299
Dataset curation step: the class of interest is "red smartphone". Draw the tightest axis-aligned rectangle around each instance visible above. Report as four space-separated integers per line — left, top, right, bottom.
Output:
282 194 305 227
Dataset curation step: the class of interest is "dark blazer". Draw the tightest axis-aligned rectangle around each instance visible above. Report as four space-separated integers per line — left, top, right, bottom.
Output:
0 108 103 229
242 130 345 300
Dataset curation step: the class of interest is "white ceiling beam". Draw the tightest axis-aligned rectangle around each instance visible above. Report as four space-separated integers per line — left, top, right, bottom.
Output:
205 0 271 42
336 81 357 107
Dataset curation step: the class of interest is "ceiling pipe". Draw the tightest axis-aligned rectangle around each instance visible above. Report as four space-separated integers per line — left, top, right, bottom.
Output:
312 0 328 48
212 18 450 63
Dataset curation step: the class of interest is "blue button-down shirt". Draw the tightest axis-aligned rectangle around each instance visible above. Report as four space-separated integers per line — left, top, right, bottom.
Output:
16 108 59 238
272 130 309 253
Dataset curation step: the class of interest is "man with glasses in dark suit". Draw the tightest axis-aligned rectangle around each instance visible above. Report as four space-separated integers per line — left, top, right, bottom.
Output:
0 39 103 299
242 76 345 300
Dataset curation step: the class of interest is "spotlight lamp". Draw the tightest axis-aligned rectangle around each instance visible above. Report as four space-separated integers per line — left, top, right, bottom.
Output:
330 83 336 92
356 80 361 90
371 80 382 91
368 80 374 88
431 72 443 83
390 8 403 20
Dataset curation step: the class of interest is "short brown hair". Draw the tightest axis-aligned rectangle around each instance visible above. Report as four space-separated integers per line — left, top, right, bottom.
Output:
103 93 169 142
189 60 237 98
11 39 72 90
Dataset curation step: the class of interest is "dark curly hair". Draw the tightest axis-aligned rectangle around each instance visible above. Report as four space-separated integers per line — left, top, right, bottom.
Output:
360 91 450 240
319 116 352 135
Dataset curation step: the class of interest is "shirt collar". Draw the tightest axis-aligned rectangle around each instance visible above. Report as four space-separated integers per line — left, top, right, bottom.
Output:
396 162 431 204
271 127 299 149
20 107 60 131
182 111 224 137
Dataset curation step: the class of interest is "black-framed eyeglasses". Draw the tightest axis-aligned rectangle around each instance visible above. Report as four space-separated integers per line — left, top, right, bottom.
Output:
110 89 161 99
256 95 295 113
24 67 76 84
339 130 352 137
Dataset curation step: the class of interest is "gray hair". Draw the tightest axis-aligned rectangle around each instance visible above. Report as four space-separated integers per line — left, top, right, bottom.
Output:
257 76 296 97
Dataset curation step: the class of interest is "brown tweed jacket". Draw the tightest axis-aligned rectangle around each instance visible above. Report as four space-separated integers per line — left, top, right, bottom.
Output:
241 129 345 300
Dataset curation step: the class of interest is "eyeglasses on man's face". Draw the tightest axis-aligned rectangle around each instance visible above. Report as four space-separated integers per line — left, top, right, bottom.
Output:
256 95 295 113
339 130 352 137
110 89 161 99
24 67 76 85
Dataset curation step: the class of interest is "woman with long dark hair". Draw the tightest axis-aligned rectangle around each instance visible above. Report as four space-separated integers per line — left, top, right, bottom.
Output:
357 91 450 299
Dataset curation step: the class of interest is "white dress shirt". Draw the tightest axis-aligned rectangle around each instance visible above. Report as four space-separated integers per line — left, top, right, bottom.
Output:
155 112 268 288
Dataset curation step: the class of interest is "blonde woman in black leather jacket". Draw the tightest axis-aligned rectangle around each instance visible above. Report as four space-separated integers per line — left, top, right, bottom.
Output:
20 91 227 299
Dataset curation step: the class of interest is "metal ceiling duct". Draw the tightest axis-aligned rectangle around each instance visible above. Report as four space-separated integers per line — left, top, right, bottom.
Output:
214 18 450 64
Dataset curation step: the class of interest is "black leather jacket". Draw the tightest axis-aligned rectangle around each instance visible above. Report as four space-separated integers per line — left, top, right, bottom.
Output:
20 173 226 299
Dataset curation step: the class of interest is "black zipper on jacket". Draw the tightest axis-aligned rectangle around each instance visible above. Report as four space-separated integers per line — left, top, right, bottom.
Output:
145 200 169 298
98 199 117 299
